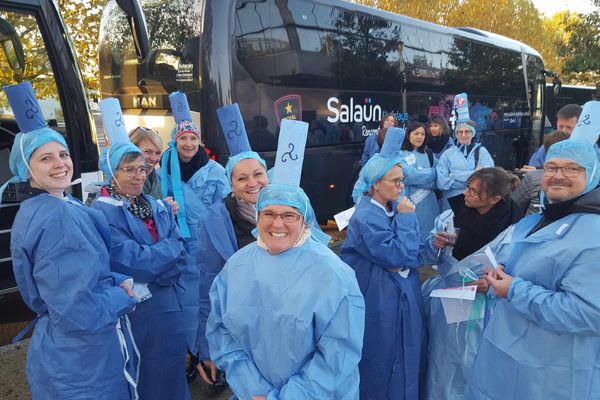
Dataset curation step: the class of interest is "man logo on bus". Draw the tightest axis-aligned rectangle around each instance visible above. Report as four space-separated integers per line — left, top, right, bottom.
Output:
274 94 303 127
326 97 382 124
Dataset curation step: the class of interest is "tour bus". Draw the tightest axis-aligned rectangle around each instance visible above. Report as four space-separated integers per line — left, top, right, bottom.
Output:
0 0 143 295
99 0 549 222
545 84 598 127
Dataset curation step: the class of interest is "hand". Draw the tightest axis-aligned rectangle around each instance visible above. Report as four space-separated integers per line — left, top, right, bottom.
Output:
433 232 449 249
484 265 513 298
164 197 179 216
467 278 489 294
396 197 416 213
197 359 218 386
252 397 266 400
119 281 134 297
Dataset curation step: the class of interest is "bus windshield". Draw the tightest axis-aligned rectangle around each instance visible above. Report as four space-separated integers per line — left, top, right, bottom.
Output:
99 0 203 108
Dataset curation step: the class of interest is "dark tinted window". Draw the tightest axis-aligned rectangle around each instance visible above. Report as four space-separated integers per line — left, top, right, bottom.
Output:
335 12 402 91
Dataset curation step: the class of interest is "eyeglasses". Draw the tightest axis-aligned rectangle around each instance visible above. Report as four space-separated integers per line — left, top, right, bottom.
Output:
457 129 472 135
259 211 302 223
542 165 585 178
117 165 147 176
382 177 405 188
465 185 480 197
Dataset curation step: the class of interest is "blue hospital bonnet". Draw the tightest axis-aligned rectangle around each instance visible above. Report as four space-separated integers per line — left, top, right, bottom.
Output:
4 82 68 182
352 154 402 204
226 151 267 182
546 140 600 194
99 98 141 182
256 183 309 218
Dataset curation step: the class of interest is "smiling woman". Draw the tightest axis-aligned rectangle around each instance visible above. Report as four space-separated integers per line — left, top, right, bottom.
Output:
91 98 190 400
205 118 364 399
6 83 139 399
27 142 73 196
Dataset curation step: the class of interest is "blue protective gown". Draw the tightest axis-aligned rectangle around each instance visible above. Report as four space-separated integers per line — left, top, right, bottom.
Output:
340 197 425 400
10 193 137 399
400 149 440 241
361 134 380 166
162 159 231 353
436 144 494 211
195 200 238 360
420 212 515 400
91 194 190 400
465 210 600 400
206 237 365 399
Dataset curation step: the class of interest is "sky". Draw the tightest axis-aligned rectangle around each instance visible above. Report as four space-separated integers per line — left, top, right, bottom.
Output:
530 0 599 16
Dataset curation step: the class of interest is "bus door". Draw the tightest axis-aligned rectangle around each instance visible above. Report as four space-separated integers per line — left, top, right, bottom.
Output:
0 1 97 294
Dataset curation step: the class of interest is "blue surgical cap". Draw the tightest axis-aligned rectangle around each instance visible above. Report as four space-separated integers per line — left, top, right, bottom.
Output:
99 142 142 182
546 140 600 194
225 151 267 182
255 182 330 244
257 183 309 218
9 128 68 182
352 153 402 204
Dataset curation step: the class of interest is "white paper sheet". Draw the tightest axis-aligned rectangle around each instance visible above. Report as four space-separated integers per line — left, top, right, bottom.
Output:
133 282 152 303
430 286 484 323
397 269 410 278
333 206 356 231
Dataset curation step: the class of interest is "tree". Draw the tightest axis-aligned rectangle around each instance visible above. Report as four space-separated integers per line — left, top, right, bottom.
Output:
557 11 600 85
58 0 105 96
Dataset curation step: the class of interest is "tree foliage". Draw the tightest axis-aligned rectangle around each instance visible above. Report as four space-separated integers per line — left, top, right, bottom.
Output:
58 0 105 96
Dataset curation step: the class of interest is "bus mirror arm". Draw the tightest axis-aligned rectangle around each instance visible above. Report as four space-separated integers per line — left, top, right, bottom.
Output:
542 68 561 96
115 0 149 62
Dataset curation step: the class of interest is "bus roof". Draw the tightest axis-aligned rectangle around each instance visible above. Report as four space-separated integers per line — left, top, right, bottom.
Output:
325 0 542 58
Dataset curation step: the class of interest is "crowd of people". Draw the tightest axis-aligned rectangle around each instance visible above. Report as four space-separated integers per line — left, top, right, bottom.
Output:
4 79 600 400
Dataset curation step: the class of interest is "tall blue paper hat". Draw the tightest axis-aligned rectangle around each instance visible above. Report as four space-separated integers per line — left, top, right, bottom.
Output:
169 91 193 123
272 119 309 186
216 103 251 155
4 81 46 133
216 103 266 179
2 82 67 185
570 101 600 146
379 127 406 158
454 93 470 124
99 98 130 145
98 98 141 182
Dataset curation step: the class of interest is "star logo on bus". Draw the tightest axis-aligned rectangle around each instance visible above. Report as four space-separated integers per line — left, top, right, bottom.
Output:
274 94 303 127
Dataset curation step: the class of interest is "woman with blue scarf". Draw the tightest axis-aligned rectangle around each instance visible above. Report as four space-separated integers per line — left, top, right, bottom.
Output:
160 92 230 356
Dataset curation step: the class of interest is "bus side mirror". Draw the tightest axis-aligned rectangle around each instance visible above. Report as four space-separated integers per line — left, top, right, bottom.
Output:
115 0 149 62
0 17 25 72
